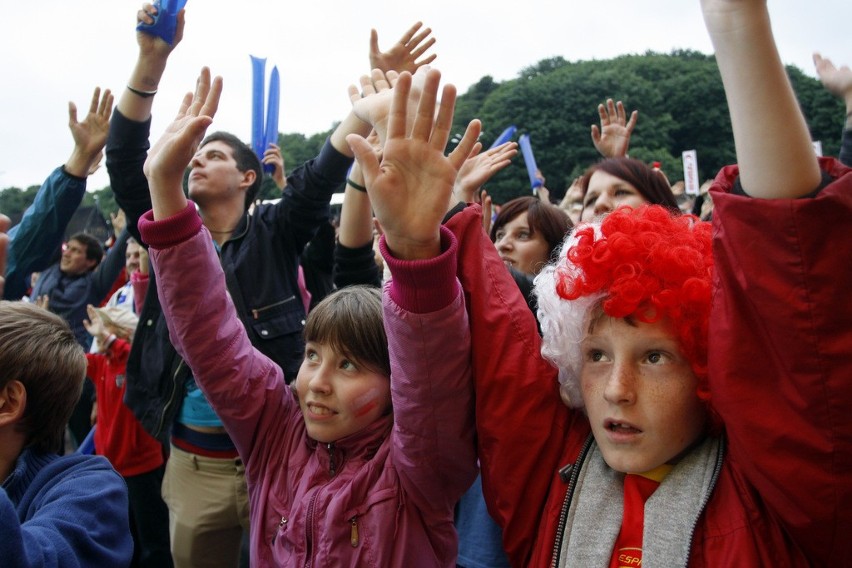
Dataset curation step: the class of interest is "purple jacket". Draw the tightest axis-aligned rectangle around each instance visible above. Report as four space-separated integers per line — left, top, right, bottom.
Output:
140 203 476 567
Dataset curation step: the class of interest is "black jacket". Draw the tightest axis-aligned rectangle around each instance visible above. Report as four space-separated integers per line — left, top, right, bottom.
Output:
106 110 351 441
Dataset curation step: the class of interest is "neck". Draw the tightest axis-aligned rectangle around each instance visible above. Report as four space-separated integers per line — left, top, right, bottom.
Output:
0 429 26 485
198 200 245 246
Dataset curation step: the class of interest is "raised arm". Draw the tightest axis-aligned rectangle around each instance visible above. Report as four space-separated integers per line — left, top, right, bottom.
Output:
334 135 382 289
107 3 185 245
703 2 852 564
347 69 480 509
701 0 820 198
118 3 184 122
4 88 113 300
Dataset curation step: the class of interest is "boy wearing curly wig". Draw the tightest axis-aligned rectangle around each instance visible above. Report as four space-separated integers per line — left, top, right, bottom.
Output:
434 1 851 566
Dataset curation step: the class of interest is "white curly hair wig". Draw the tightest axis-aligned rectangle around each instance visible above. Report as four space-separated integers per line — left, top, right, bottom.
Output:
533 222 604 409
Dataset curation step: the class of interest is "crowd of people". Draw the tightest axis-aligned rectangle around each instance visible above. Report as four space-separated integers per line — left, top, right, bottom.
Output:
1 0 851 567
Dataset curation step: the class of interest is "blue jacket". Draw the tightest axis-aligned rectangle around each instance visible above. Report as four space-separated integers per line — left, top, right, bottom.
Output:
0 448 132 567
3 166 87 301
106 109 352 441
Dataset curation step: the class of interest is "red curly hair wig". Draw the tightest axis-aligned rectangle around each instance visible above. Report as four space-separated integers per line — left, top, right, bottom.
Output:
555 205 713 398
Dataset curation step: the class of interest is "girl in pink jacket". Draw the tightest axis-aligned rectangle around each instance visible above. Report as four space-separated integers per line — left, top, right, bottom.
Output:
139 66 481 566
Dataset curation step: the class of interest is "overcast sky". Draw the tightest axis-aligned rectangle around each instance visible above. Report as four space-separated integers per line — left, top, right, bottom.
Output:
1 0 848 191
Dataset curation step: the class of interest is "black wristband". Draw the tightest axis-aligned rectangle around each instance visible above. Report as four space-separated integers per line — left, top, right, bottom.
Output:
127 85 158 98
347 177 367 192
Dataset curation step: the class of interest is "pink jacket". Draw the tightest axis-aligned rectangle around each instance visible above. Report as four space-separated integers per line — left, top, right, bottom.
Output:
444 157 852 566
140 205 476 567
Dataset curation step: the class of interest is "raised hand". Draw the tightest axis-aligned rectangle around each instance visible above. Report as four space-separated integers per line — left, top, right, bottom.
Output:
136 2 184 61
143 67 222 219
369 22 437 75
453 141 518 206
65 87 114 178
347 70 480 260
590 99 637 158
83 304 108 343
813 53 852 112
111 209 127 237
262 143 287 189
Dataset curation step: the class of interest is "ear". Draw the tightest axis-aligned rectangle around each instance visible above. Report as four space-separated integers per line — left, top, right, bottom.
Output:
239 168 257 192
0 381 27 427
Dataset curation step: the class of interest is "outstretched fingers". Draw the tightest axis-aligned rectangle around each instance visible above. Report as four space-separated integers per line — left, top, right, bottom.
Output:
188 67 222 120
449 119 482 171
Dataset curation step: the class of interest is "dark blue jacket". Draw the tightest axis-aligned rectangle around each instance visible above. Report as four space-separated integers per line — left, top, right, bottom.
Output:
1 448 132 567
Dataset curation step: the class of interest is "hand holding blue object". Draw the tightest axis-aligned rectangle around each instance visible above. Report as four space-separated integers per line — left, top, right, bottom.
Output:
136 0 188 46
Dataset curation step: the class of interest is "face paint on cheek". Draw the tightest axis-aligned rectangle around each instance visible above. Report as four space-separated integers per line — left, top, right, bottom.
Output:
353 388 383 418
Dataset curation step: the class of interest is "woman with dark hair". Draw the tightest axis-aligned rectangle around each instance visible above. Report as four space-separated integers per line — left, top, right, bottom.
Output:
490 196 572 276
579 157 678 222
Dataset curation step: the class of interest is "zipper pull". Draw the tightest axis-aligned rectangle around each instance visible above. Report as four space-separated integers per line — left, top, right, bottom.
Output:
350 517 359 547
328 443 336 477
272 517 287 545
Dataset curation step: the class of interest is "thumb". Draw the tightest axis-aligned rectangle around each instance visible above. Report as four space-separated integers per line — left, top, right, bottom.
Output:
346 134 381 185
68 101 79 128
590 124 601 143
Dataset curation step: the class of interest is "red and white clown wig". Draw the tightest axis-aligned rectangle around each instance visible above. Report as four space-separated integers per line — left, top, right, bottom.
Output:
534 205 714 409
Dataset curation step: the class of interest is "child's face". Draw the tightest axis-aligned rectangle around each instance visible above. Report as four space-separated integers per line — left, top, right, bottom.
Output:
580 316 707 474
295 341 391 444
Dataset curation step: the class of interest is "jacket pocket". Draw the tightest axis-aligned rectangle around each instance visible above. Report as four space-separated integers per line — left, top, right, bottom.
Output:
342 488 398 549
249 296 305 341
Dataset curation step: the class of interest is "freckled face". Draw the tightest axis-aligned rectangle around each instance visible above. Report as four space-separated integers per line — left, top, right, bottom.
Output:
580 317 708 474
295 341 391 443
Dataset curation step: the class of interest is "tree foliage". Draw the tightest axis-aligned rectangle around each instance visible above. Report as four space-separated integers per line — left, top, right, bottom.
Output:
449 50 845 204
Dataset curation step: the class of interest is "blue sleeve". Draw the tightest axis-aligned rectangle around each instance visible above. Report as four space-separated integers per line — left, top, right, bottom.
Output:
3 167 87 300
0 461 132 568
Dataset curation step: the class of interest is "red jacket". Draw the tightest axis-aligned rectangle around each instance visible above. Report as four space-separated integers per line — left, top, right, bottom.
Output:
86 340 163 478
444 156 852 567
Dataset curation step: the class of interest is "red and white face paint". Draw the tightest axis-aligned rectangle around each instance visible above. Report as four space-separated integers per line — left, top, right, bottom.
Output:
295 342 391 443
